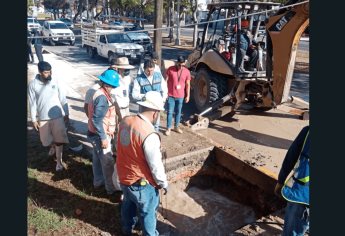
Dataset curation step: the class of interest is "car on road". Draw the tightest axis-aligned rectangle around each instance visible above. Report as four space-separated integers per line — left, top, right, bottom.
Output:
126 31 153 56
58 18 74 29
42 20 75 46
27 17 41 32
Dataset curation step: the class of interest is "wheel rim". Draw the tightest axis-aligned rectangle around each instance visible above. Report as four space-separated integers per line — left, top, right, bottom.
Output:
197 75 208 106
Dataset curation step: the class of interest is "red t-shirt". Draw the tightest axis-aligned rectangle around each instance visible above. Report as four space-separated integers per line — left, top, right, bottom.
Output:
166 65 191 98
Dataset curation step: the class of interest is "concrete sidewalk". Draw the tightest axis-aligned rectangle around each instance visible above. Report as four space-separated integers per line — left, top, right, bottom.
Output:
27 51 101 155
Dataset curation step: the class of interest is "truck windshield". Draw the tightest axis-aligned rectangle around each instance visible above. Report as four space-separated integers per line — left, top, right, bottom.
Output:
107 33 132 43
27 18 38 24
126 32 149 40
50 23 69 29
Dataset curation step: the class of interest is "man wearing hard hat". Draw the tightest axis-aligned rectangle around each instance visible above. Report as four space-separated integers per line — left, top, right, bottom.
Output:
87 69 120 195
116 91 168 236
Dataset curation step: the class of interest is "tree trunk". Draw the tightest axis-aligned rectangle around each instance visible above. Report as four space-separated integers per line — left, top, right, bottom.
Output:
169 1 174 40
192 4 198 48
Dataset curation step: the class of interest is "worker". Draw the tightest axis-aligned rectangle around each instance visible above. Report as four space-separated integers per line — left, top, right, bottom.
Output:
27 30 34 63
236 28 251 73
218 39 226 53
137 51 163 76
165 55 191 136
221 44 236 62
87 69 120 195
274 125 310 236
111 57 135 118
28 61 69 171
116 91 168 236
132 59 168 132
32 29 44 62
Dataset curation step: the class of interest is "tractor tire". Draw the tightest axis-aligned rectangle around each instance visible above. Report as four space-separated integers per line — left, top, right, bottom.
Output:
87 46 96 58
193 68 228 112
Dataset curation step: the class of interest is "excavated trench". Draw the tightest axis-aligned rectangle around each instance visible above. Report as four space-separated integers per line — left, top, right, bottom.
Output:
156 147 285 235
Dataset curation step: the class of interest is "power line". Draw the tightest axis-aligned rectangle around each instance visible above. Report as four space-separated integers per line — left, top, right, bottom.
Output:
27 0 309 40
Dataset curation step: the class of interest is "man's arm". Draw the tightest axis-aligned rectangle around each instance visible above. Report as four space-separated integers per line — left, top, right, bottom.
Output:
131 78 145 101
160 73 168 101
92 95 109 141
278 126 309 184
143 133 168 189
28 81 40 130
185 72 191 103
57 80 69 117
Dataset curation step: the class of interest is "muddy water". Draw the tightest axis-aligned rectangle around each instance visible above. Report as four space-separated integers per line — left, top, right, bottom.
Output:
157 180 256 235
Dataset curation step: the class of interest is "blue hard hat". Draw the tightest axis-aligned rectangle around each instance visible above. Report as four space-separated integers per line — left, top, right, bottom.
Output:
98 69 120 88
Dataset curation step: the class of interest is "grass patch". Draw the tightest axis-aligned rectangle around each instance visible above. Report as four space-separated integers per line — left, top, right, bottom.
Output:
28 199 75 233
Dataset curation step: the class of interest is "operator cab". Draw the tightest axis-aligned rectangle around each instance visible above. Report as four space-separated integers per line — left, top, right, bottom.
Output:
193 1 281 79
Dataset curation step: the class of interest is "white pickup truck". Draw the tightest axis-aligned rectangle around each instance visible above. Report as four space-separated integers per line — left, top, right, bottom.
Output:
81 26 145 64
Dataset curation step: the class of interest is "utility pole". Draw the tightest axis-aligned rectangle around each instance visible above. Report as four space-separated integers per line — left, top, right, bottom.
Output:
175 0 181 45
154 0 163 67
86 0 89 20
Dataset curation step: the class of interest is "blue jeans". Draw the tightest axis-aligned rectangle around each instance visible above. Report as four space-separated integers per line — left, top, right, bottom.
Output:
166 96 184 129
88 134 116 194
120 183 159 236
283 202 309 236
154 114 160 132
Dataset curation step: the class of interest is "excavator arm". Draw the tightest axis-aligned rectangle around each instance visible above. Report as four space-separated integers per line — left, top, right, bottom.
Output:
266 0 309 104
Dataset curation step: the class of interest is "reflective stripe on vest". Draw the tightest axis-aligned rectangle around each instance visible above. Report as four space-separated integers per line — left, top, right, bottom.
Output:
116 115 160 188
137 72 162 94
87 88 117 135
282 130 310 205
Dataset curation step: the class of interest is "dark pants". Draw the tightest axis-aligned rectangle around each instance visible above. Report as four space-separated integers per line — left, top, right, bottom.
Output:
247 48 258 70
34 45 44 62
27 45 34 62
236 48 246 70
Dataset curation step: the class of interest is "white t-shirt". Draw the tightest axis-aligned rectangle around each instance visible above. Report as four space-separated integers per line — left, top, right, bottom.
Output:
112 75 131 108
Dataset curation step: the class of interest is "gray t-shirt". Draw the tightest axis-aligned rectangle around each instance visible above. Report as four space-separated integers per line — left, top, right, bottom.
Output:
28 74 69 122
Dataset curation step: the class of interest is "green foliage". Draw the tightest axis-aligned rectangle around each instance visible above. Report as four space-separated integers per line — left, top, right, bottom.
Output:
28 200 75 233
28 0 34 7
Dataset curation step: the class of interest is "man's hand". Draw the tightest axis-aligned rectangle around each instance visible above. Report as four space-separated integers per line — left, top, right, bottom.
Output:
274 183 283 198
185 96 190 103
33 121 40 131
101 139 108 149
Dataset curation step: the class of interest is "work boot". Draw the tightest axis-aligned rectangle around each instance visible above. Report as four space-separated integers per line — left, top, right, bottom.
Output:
174 127 183 134
165 129 171 136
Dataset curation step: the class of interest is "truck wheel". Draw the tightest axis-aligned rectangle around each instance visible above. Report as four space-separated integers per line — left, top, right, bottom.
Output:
49 37 55 46
87 46 96 58
108 52 116 64
193 68 228 112
70 41 75 46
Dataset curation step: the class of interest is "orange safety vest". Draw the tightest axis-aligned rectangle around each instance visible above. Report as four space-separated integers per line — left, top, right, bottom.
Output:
116 115 160 188
87 88 116 135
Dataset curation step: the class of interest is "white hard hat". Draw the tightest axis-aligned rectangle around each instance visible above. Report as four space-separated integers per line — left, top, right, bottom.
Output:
137 91 165 111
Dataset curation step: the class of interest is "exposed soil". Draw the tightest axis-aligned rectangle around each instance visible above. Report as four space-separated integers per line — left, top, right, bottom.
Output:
27 123 124 236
